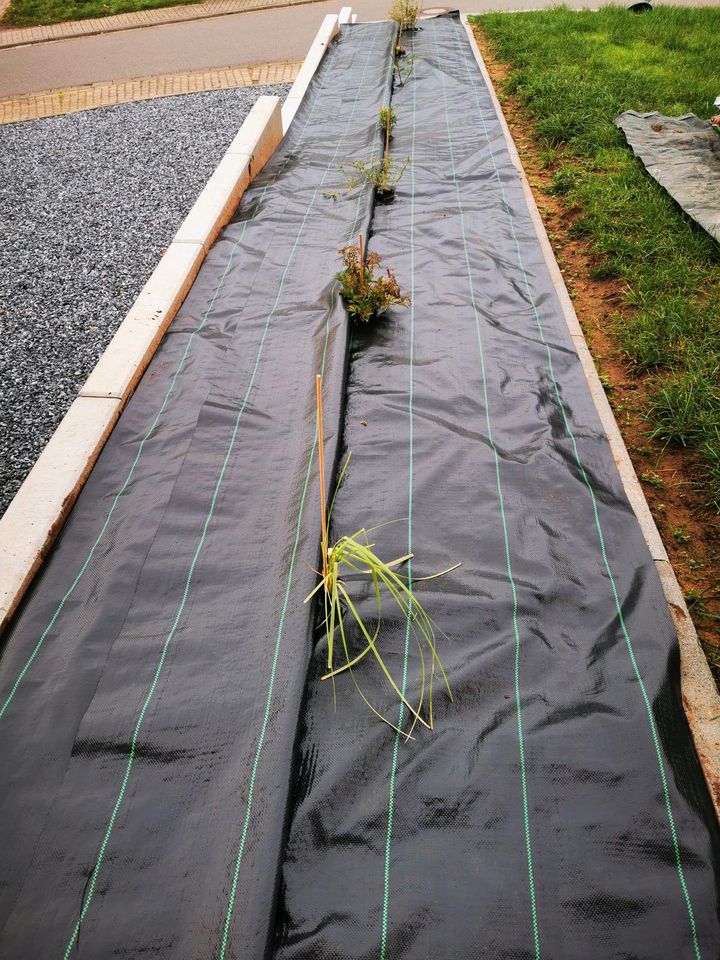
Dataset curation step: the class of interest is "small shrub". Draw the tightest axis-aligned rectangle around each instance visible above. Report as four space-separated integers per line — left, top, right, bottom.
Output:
341 155 408 199
336 240 409 323
388 0 419 31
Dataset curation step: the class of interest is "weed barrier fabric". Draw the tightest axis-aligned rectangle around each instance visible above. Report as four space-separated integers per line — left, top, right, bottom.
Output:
616 111 720 244
273 16 720 960
0 21 394 959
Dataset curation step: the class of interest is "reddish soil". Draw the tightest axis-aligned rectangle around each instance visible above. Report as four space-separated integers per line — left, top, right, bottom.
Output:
474 30 720 677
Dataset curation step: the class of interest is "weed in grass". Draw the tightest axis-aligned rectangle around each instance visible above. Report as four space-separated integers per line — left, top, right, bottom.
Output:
539 147 558 169
589 260 622 281
310 377 456 736
337 237 410 323
640 470 664 488
649 371 720 448
598 372 613 393
687 585 720 622
547 167 577 196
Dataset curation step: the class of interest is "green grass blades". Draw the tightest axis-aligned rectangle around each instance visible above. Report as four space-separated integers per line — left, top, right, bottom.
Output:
3 0 200 27
305 523 455 740
473 6 720 510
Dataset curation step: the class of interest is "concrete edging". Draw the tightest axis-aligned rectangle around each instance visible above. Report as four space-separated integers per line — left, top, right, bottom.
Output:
460 13 720 815
281 13 339 133
0 11 347 633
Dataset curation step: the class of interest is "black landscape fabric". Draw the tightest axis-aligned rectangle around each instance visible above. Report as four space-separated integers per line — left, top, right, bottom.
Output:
0 22 394 959
0 15 718 960
272 16 720 960
616 110 720 243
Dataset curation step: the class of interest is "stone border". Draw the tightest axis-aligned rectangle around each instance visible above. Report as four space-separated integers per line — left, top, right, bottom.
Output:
281 12 339 133
0 11 346 633
0 61 302 125
461 13 720 815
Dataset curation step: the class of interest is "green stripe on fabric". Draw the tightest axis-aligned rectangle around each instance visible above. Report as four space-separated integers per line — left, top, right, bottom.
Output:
454 19 701 960
60 41 364 960
434 24 541 960
380 28 416 960
217 30 393 960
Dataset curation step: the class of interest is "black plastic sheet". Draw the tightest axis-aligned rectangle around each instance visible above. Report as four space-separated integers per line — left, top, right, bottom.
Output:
0 22 394 958
616 110 720 243
273 17 720 960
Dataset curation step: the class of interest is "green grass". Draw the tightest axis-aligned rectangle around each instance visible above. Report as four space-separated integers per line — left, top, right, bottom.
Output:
472 6 720 510
3 0 202 28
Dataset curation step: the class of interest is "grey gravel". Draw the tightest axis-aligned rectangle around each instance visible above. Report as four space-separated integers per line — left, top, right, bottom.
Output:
0 84 290 517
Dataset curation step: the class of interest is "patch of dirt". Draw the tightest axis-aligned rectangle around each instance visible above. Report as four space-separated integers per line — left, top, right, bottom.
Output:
474 29 720 677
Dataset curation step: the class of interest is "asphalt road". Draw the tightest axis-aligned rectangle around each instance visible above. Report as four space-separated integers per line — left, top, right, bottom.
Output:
1 0 719 99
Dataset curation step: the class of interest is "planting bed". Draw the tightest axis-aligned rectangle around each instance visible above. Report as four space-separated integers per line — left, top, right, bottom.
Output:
0 14 718 960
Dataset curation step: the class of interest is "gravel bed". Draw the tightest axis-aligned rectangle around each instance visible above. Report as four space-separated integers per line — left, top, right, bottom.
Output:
0 84 290 517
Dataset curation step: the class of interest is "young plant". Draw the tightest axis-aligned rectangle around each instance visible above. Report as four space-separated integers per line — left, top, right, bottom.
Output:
392 54 419 87
378 106 397 134
341 155 408 201
336 236 410 323
388 0 420 31
379 107 396 177
309 376 456 736
336 109 407 202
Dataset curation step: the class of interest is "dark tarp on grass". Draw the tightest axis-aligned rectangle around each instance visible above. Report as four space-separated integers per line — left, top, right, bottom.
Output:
0 22 395 960
616 110 720 243
272 16 720 960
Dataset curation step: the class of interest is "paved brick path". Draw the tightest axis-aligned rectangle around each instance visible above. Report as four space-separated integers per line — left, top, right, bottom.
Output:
0 0 316 49
0 59 300 123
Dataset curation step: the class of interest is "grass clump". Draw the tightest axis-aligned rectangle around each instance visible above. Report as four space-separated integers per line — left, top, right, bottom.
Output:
307 520 454 736
310 378 455 736
473 6 720 509
337 237 410 323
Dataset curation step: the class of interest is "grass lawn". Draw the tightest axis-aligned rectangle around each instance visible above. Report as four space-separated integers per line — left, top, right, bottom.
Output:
471 7 720 668
2 0 202 28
